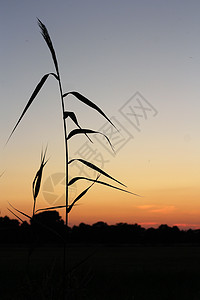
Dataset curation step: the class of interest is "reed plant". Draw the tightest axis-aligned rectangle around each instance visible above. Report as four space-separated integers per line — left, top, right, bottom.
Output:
6 19 138 299
7 19 137 227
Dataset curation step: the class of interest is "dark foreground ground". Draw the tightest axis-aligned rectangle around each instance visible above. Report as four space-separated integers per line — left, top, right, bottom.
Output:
1 244 200 300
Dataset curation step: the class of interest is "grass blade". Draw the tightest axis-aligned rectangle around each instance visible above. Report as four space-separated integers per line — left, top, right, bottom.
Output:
8 201 64 241
63 111 79 126
68 176 139 196
8 202 31 219
37 19 59 76
7 208 24 222
9 205 64 241
6 73 58 144
68 158 126 187
63 91 118 131
67 175 100 213
35 205 66 214
64 111 93 143
32 147 48 215
67 128 114 152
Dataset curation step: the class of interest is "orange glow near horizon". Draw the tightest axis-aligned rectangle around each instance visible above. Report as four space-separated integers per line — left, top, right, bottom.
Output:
3 178 200 230
1 131 200 231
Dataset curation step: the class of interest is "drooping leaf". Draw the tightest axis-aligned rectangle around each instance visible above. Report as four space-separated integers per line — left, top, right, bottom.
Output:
6 73 58 144
64 111 92 143
67 128 114 152
32 147 48 216
35 205 66 214
63 91 118 131
7 208 24 222
37 19 59 76
67 175 100 213
68 176 139 196
68 158 126 187
8 202 31 219
8 203 64 241
63 111 79 126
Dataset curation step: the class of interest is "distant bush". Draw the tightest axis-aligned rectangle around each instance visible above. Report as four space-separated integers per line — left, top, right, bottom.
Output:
1 213 200 244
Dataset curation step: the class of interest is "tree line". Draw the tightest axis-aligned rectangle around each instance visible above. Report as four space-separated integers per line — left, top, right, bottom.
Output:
1 211 200 244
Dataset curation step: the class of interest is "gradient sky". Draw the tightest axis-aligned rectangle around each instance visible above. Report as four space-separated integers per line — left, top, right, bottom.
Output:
1 0 200 229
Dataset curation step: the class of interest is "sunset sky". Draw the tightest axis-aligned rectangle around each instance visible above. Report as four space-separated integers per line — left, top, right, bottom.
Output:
1 1 200 229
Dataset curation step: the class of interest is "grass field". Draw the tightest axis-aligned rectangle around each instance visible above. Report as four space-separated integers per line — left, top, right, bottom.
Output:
1 244 200 299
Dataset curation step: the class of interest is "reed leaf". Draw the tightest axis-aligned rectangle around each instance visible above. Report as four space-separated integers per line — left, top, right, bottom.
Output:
68 158 126 187
64 111 93 143
37 19 59 76
64 111 79 125
67 128 114 152
63 91 118 131
7 208 24 222
8 204 64 241
6 73 58 144
8 202 31 219
35 205 66 214
68 176 139 195
67 175 100 213
32 147 48 215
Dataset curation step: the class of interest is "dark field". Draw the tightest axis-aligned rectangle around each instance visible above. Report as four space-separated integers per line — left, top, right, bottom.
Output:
1 244 200 299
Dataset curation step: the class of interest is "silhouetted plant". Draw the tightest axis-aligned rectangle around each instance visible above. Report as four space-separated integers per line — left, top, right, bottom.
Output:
8 148 65 243
7 19 137 228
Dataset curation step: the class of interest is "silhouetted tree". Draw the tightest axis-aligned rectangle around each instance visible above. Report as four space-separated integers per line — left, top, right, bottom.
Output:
30 210 65 243
2 213 200 244
0 216 20 243
144 227 157 244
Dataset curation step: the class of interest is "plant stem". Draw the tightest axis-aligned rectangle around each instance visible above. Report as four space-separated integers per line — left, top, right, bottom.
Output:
56 73 69 227
57 73 68 299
